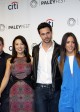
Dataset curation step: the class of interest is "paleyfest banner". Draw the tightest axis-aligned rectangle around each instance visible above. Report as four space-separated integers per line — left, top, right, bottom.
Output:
0 0 80 55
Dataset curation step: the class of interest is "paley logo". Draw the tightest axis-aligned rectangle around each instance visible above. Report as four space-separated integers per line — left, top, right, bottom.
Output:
30 0 65 7
67 18 76 26
46 19 54 27
8 24 30 29
0 24 5 31
40 0 65 5
8 1 18 10
30 0 38 8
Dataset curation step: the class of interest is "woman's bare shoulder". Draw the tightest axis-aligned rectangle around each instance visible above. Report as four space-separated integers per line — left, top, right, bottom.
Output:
6 58 12 64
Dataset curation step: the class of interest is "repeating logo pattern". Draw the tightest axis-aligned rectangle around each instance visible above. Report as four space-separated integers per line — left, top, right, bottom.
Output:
30 0 38 8
0 24 5 31
67 18 76 26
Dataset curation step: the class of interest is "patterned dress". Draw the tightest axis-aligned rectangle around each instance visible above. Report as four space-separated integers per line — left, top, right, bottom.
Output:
9 57 34 112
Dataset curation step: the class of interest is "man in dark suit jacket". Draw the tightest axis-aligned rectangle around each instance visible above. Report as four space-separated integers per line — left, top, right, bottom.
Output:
0 37 11 112
32 22 62 112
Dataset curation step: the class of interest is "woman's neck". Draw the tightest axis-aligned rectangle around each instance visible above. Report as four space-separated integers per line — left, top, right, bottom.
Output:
17 53 25 57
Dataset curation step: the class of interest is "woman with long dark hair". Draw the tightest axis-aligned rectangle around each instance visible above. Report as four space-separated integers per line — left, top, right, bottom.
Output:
0 35 34 112
58 32 80 112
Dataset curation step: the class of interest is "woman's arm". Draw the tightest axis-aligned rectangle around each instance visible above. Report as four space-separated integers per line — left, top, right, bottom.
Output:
0 58 11 96
30 56 33 65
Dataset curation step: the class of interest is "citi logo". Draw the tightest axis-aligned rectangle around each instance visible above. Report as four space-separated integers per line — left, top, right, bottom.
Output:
46 19 54 27
8 2 18 10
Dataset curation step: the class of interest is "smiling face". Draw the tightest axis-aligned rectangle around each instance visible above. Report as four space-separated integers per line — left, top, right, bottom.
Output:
65 36 75 56
14 39 25 56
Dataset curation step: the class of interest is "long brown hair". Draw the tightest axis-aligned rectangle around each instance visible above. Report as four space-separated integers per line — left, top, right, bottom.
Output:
59 32 80 74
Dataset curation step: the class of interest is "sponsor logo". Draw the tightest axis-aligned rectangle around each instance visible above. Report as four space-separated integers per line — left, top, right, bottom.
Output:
0 24 30 31
67 18 76 26
8 24 30 29
30 0 65 7
46 19 54 27
30 0 38 8
0 24 5 31
41 0 65 5
9 46 12 51
8 1 18 10
31 43 37 49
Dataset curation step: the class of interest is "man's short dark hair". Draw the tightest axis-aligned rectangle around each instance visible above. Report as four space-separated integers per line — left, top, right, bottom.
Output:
37 22 52 34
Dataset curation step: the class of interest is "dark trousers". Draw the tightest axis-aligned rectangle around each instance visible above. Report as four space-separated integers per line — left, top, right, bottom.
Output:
0 98 1 112
0 85 10 112
0 97 9 112
34 84 60 112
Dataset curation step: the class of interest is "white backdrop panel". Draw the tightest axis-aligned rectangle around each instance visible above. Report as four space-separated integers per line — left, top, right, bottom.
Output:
0 0 80 54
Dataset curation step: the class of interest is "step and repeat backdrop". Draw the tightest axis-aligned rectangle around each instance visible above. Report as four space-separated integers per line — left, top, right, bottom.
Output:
0 0 80 54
